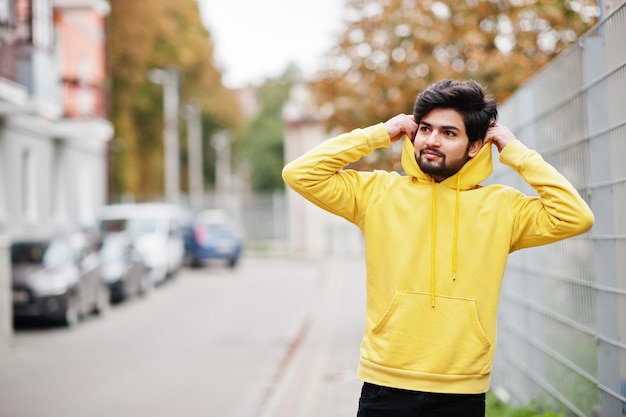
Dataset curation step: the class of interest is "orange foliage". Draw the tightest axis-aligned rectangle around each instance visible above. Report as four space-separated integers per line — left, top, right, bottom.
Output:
312 0 598 137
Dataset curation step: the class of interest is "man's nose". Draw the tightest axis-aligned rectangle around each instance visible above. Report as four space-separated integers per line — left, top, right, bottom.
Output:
425 131 440 147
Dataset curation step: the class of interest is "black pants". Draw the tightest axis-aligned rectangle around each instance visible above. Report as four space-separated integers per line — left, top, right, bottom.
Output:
357 382 485 417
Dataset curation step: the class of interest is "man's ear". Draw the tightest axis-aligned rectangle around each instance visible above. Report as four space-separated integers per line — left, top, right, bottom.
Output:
468 139 483 158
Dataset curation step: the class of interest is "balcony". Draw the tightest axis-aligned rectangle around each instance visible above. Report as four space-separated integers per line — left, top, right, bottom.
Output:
61 77 108 119
0 42 18 83
0 42 28 114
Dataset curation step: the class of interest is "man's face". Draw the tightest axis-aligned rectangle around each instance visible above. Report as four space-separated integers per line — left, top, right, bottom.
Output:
413 108 483 182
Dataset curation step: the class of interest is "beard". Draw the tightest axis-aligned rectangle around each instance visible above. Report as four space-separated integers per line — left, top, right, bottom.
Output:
416 147 470 180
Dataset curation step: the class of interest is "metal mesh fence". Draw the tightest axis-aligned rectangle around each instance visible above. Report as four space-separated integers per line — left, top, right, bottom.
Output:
491 4 626 416
199 190 289 250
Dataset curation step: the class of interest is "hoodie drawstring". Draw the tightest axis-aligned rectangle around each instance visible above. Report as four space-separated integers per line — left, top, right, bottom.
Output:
452 175 461 281
430 175 462 308
430 180 436 308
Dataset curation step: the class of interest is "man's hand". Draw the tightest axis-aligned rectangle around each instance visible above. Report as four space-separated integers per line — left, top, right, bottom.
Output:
486 122 517 153
384 114 418 142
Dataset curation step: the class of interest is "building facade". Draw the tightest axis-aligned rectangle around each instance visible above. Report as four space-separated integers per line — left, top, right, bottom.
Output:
0 0 112 351
0 0 112 239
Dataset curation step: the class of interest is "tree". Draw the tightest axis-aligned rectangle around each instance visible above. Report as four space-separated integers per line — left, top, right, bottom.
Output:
239 65 300 191
106 0 243 201
312 0 598 134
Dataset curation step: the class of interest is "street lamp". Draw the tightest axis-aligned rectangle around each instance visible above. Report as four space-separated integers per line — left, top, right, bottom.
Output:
185 99 203 212
149 66 180 205
211 131 231 210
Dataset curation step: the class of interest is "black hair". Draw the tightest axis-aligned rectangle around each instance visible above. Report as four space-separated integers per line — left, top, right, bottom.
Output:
413 79 498 143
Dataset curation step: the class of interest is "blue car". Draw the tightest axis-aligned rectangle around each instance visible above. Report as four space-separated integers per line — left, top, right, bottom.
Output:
183 210 244 268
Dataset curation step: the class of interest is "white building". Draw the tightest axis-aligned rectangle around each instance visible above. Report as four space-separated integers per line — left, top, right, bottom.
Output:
282 82 364 257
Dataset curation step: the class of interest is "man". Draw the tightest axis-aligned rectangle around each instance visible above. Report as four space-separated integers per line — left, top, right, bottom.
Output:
282 79 594 416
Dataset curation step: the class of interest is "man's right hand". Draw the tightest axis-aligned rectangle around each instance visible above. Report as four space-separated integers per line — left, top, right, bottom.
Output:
384 114 418 142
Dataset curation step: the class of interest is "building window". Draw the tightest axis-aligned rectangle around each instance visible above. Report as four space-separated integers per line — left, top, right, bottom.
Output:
0 0 13 23
0 0 15 43
0 0 16 80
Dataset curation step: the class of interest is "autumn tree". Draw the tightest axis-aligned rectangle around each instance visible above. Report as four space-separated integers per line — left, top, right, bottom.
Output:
107 0 243 202
313 0 598 133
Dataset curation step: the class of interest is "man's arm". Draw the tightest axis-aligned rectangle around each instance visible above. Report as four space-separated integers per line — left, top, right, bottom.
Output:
487 123 595 249
282 122 392 222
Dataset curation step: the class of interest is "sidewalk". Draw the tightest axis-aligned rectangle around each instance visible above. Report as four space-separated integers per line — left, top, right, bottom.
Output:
258 256 366 417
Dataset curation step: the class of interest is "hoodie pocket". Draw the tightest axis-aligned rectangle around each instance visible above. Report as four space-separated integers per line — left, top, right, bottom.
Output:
369 291 492 376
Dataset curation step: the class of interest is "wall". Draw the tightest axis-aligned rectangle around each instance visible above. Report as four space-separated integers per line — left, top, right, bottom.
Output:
0 236 11 355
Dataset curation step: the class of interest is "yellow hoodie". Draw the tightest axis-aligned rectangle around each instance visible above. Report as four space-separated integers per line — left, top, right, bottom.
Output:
282 123 594 394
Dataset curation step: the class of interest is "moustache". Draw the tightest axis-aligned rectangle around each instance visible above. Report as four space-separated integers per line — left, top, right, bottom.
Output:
419 148 445 158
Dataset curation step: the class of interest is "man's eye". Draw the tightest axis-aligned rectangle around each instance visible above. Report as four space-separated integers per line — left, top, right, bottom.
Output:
445 131 455 136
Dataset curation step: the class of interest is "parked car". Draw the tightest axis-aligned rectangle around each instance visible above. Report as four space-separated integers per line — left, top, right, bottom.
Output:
11 233 109 326
98 203 185 286
98 233 150 303
183 209 244 268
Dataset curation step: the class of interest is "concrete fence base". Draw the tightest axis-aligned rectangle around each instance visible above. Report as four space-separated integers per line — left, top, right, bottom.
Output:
0 235 13 355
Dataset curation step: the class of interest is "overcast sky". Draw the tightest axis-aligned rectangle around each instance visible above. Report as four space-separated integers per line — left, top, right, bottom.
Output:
198 0 346 88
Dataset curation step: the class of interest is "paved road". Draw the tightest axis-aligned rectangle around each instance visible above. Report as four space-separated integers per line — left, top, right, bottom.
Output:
0 255 366 417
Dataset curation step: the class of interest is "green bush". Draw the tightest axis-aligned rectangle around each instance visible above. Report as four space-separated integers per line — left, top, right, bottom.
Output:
486 392 565 417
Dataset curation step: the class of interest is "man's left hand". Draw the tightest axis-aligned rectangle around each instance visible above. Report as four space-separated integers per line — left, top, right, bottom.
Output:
486 123 517 153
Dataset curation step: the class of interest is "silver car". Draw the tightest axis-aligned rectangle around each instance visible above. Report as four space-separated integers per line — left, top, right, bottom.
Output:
11 233 109 326
99 232 151 303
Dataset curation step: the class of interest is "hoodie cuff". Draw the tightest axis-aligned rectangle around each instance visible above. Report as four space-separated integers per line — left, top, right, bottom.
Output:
498 139 532 169
363 123 392 150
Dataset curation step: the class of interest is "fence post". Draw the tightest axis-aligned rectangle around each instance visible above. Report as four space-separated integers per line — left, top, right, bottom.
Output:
583 33 621 417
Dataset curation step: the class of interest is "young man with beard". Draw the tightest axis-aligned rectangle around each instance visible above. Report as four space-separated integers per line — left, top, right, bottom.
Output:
282 79 594 416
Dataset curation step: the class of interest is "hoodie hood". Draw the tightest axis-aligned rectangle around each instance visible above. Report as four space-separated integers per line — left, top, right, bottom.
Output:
400 135 494 189
399 135 494 307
